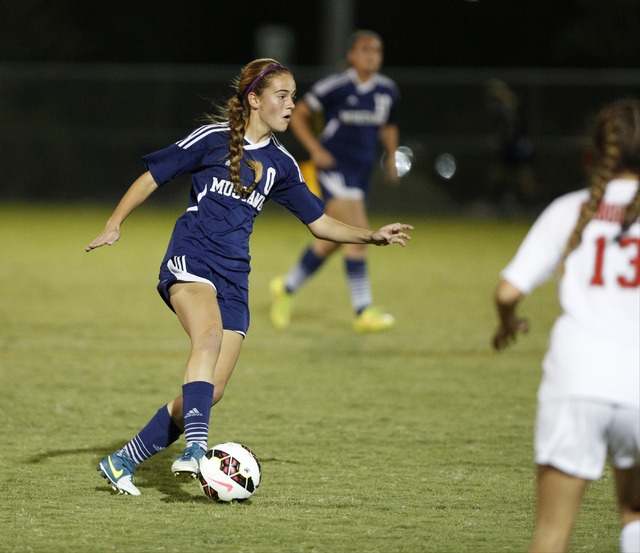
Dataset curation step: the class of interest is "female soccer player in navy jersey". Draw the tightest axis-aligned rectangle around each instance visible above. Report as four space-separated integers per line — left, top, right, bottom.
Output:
493 99 640 553
86 58 412 496
269 30 402 332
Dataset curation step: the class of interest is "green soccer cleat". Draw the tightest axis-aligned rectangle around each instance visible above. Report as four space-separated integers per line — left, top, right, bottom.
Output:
269 275 294 329
172 443 206 479
97 450 140 496
353 306 395 332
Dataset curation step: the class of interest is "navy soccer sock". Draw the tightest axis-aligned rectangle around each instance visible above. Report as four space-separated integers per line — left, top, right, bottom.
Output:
284 246 325 293
345 258 372 315
182 381 214 452
122 405 183 465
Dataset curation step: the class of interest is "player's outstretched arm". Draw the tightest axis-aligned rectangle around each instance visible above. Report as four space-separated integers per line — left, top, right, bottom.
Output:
368 222 413 246
85 171 159 252
492 279 530 351
307 214 412 247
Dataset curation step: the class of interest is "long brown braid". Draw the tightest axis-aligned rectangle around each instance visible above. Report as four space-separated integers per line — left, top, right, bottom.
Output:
617 100 640 238
205 59 291 199
560 99 640 269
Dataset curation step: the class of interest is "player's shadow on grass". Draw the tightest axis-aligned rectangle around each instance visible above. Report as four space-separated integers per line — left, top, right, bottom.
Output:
26 442 209 502
27 442 274 503
139 446 209 503
140 448 260 504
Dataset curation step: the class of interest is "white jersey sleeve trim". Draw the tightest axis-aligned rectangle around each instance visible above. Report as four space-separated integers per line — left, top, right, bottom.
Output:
177 124 229 149
501 190 588 295
304 91 323 112
374 73 398 92
272 136 304 181
311 70 351 97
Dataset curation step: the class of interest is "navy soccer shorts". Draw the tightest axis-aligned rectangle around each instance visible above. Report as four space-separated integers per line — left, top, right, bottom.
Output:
317 162 371 201
158 255 249 336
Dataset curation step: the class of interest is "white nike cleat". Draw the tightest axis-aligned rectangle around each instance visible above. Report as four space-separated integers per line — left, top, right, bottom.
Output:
172 443 206 479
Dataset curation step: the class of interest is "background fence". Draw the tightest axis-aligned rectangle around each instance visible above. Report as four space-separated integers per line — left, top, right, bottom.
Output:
1 62 638 213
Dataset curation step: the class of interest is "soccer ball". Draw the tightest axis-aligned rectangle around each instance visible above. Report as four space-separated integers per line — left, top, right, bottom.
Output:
198 442 261 502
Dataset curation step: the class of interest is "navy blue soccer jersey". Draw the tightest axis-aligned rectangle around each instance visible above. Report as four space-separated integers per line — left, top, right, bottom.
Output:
304 67 399 170
143 124 325 287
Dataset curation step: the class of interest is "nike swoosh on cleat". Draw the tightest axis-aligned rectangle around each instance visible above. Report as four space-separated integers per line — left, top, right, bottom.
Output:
108 456 124 479
212 479 234 493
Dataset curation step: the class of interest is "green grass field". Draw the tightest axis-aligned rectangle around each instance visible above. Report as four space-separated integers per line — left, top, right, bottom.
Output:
0 204 622 552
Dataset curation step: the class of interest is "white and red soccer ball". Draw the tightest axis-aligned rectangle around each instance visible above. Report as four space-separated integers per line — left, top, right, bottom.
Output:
198 442 261 502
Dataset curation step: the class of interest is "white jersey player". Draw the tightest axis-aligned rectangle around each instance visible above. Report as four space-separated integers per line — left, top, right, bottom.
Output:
493 99 640 553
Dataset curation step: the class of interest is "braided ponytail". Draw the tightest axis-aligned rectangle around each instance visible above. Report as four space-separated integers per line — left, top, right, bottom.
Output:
226 94 257 198
619 187 640 240
560 99 640 270
205 59 289 199
617 100 640 240
559 123 618 266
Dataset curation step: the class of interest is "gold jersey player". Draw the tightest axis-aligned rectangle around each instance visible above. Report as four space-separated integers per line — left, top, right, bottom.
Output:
270 30 402 332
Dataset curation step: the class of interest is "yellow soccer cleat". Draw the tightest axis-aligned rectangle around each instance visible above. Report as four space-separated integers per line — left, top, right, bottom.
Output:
269 275 294 329
353 306 395 332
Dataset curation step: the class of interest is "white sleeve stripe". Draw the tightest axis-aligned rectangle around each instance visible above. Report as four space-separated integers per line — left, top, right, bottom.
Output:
176 125 214 146
176 124 229 149
274 142 304 181
312 71 350 96
374 73 397 90
180 127 227 149
304 92 323 112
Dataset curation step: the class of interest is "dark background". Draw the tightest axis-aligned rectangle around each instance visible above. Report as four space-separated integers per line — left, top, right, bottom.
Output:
1 0 639 68
0 1 638 209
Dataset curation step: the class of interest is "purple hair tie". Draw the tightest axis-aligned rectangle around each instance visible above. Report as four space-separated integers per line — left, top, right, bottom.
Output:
244 64 283 98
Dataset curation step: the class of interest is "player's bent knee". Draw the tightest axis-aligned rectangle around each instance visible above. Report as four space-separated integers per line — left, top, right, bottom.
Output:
192 326 224 352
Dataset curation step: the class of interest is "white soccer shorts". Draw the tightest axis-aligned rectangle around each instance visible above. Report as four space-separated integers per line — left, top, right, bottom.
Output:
535 398 640 480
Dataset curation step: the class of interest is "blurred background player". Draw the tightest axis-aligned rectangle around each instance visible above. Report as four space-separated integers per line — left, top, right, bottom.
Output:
270 30 402 332
483 78 540 212
86 58 412 496
492 99 640 553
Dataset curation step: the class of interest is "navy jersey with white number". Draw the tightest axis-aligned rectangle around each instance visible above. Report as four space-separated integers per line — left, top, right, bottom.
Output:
304 67 399 170
143 124 325 287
